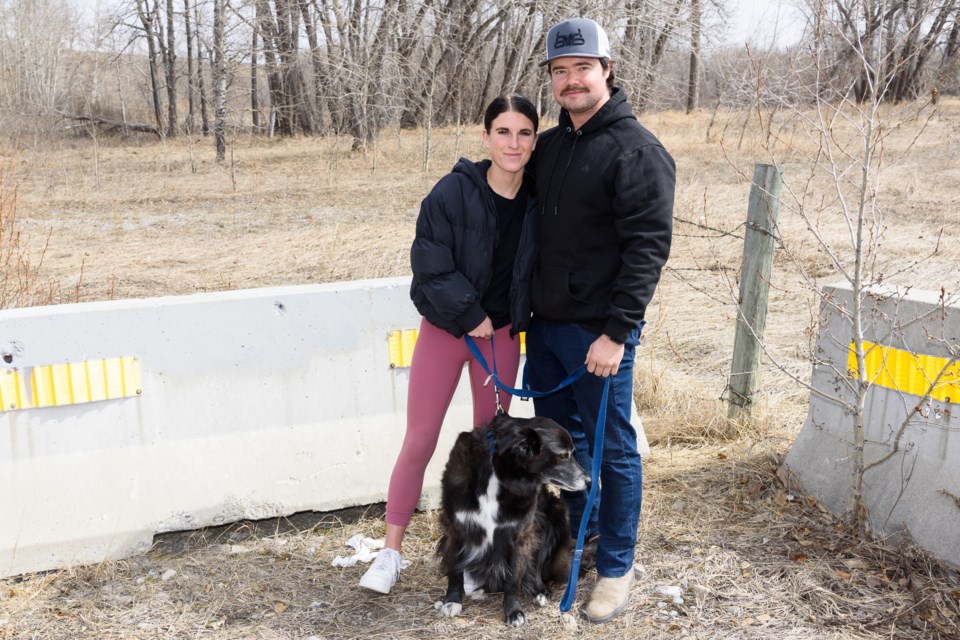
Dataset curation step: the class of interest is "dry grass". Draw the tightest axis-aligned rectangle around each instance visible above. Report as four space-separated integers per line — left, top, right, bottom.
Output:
2 447 957 639
2 99 960 638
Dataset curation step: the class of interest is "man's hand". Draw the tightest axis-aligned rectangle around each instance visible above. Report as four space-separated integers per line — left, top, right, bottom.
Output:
468 316 494 340
585 335 625 377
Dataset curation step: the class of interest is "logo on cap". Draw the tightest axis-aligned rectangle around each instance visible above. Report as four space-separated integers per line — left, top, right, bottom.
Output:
541 18 611 66
554 28 585 50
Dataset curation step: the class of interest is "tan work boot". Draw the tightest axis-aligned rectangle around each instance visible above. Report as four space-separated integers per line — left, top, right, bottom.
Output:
583 570 635 623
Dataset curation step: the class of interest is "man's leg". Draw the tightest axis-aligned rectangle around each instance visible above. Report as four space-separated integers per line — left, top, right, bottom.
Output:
525 319 598 539
561 325 641 623
568 327 642 578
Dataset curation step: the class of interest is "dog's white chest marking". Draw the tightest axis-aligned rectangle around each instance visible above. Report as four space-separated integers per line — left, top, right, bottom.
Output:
455 472 500 550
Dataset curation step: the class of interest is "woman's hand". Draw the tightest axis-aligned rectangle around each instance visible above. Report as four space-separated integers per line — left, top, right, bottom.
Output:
468 316 495 340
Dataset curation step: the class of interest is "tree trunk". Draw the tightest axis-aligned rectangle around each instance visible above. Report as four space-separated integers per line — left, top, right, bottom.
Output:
299 0 327 135
259 0 314 137
251 4 261 134
135 0 165 135
183 0 197 134
634 0 684 112
474 25 503 122
212 0 227 161
315 0 345 132
194 0 210 135
686 0 701 114
164 0 178 136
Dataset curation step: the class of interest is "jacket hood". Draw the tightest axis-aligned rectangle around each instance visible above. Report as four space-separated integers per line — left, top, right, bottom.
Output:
452 157 491 189
558 87 635 134
453 156 537 194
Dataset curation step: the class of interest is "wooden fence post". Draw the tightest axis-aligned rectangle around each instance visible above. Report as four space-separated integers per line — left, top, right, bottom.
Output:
726 163 784 430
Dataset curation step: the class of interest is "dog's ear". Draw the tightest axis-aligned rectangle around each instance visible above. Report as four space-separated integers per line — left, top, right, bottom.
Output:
497 422 542 461
516 426 542 459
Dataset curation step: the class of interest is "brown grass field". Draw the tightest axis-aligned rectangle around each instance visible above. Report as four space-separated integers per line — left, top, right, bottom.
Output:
1 99 960 639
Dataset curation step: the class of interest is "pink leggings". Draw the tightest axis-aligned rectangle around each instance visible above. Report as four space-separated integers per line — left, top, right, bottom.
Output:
385 317 521 526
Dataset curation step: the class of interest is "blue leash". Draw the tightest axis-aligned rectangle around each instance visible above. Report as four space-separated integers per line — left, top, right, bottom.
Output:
560 376 609 612
464 334 588 400
464 334 609 612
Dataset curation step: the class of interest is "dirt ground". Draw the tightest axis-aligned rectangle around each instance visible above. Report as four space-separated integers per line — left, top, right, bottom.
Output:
2 101 960 639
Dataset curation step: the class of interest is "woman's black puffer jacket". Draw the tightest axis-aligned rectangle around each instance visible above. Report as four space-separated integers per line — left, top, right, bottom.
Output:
410 158 537 338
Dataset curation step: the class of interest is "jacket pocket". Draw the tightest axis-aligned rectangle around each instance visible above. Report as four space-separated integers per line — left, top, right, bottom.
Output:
533 265 606 319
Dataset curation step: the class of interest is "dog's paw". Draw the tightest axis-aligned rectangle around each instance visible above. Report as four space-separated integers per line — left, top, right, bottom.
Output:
505 609 526 627
468 588 487 601
534 593 548 607
439 602 462 618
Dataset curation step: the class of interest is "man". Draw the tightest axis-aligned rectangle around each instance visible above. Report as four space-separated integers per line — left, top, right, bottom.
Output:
526 17 675 624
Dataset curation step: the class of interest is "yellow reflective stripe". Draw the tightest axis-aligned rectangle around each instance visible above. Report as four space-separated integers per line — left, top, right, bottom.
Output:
0 368 28 410
32 366 56 408
848 341 959 404
0 356 143 413
387 329 419 368
88 359 108 402
68 361 90 404
387 329 527 368
121 356 142 397
104 358 124 399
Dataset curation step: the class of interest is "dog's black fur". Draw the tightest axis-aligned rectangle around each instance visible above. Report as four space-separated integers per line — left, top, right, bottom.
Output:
436 414 588 626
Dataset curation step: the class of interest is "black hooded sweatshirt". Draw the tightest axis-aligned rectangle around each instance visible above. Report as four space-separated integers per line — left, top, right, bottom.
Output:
409 158 537 338
532 87 675 343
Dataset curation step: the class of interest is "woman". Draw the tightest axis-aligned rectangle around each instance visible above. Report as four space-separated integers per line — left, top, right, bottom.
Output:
360 94 539 594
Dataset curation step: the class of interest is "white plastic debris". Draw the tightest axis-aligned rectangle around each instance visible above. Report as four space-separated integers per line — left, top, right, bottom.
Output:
655 585 685 605
331 534 411 569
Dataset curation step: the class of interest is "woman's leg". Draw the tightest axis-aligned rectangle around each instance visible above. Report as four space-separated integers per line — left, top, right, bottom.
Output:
384 319 470 550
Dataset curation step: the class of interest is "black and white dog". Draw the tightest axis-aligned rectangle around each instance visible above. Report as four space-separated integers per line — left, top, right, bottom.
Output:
436 414 588 626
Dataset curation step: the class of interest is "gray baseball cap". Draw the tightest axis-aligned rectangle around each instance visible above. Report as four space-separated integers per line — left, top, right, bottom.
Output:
540 18 611 66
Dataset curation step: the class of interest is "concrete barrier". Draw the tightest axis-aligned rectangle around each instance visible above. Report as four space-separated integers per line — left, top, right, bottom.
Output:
781 283 960 567
1 277 649 578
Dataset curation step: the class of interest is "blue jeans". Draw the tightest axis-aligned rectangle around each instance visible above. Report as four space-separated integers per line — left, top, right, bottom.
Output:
525 318 643 578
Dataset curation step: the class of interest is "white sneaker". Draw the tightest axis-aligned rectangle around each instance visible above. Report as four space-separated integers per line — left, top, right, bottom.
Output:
359 548 402 594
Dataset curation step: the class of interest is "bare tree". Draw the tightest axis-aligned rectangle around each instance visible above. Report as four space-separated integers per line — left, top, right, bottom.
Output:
212 0 227 160
194 0 211 134
164 0 178 136
184 0 198 133
257 0 314 136
687 0 702 113
0 0 77 135
817 0 960 103
135 0 166 134
251 1 262 133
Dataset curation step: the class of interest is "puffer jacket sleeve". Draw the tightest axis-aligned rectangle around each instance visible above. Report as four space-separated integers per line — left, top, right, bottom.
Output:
410 175 484 328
